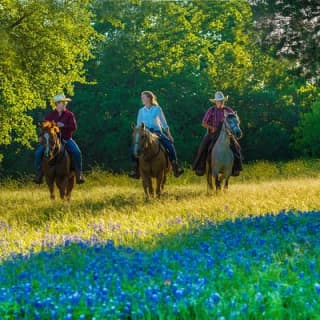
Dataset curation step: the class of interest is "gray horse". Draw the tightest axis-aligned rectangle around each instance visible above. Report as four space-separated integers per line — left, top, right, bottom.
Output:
207 112 242 192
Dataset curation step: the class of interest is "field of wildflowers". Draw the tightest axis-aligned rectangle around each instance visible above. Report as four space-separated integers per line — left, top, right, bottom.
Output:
1 160 320 319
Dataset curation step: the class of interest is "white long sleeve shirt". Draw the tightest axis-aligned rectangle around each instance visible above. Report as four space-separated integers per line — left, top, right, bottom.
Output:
136 105 169 132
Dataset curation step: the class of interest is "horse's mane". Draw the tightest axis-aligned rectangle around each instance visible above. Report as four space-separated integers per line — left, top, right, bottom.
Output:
41 121 60 135
145 128 158 143
226 112 240 124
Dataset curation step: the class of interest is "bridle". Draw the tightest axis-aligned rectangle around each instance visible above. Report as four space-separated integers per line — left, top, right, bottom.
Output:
42 129 62 162
223 114 242 139
133 127 161 160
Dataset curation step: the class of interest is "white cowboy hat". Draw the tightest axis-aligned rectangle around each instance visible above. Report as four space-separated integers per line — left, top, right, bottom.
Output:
53 93 72 103
209 91 228 103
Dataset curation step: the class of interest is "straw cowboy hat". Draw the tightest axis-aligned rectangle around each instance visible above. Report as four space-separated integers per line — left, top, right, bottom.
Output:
53 93 72 103
209 91 228 103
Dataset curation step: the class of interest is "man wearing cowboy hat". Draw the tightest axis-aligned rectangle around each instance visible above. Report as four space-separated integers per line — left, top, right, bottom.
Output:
192 91 243 176
34 93 85 184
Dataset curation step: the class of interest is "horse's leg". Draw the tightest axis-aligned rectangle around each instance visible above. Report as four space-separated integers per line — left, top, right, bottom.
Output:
156 173 163 198
141 172 149 199
224 166 233 191
46 177 55 200
224 176 229 190
66 175 75 201
56 177 67 200
161 174 166 191
215 175 221 192
206 162 213 191
148 177 154 197
213 168 221 193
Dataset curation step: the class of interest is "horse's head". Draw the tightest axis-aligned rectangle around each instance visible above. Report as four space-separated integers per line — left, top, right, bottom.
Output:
39 121 61 160
132 122 155 157
224 111 243 139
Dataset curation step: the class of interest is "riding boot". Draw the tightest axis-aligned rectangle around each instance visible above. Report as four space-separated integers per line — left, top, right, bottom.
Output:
34 168 43 184
75 169 85 184
128 159 140 179
172 161 184 177
193 152 207 176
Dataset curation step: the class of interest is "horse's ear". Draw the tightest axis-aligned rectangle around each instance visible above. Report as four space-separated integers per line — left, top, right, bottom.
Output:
141 122 145 130
131 122 136 129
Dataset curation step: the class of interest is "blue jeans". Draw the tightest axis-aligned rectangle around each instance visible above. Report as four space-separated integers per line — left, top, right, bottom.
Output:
35 139 83 171
152 130 178 162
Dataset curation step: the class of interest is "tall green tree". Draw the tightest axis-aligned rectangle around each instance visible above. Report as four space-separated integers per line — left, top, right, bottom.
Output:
0 0 100 160
74 0 286 170
294 98 320 157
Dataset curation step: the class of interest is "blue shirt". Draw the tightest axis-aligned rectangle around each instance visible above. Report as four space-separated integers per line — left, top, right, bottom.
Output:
136 105 169 132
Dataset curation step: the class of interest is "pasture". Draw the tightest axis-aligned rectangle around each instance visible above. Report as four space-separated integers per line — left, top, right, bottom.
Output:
1 160 320 319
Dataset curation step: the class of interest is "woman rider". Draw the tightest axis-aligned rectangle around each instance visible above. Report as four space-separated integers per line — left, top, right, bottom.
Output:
192 91 243 176
129 91 184 179
34 93 85 184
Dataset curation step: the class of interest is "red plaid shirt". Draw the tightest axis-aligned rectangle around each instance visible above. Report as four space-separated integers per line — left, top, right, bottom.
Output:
45 109 77 140
202 106 235 133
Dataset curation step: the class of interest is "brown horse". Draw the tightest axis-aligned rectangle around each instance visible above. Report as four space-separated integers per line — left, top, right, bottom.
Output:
40 121 75 200
132 122 169 199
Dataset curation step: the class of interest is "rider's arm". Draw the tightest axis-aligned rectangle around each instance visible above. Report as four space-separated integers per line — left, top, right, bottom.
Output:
202 122 216 133
158 107 169 130
136 109 142 127
159 107 174 142
202 108 216 132
65 112 77 131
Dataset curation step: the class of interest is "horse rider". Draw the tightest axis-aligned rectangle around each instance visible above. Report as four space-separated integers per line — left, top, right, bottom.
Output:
34 93 85 184
192 91 243 176
129 90 184 179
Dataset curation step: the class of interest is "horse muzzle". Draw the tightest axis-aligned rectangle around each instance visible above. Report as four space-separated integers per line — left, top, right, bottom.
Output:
235 129 243 139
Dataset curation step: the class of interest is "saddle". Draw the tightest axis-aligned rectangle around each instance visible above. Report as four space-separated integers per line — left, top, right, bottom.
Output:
148 129 170 168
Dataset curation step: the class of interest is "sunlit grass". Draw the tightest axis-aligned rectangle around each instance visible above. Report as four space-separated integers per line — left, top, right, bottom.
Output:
1 160 320 259
1 160 320 319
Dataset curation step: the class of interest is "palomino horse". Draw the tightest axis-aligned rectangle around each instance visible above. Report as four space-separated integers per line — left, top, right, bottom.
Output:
40 121 75 200
132 122 169 199
207 112 242 192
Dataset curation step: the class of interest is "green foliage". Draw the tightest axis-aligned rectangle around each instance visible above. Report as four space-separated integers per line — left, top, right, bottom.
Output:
0 0 100 151
1 0 320 174
294 98 320 157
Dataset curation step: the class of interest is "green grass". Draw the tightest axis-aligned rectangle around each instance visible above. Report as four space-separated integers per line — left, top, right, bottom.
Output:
1 159 320 258
1 159 320 319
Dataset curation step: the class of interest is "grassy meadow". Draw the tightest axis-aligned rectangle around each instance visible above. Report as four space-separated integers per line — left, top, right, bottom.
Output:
1 160 320 319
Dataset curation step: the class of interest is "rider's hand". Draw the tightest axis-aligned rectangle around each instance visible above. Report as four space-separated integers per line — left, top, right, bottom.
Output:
168 134 174 142
57 122 64 127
